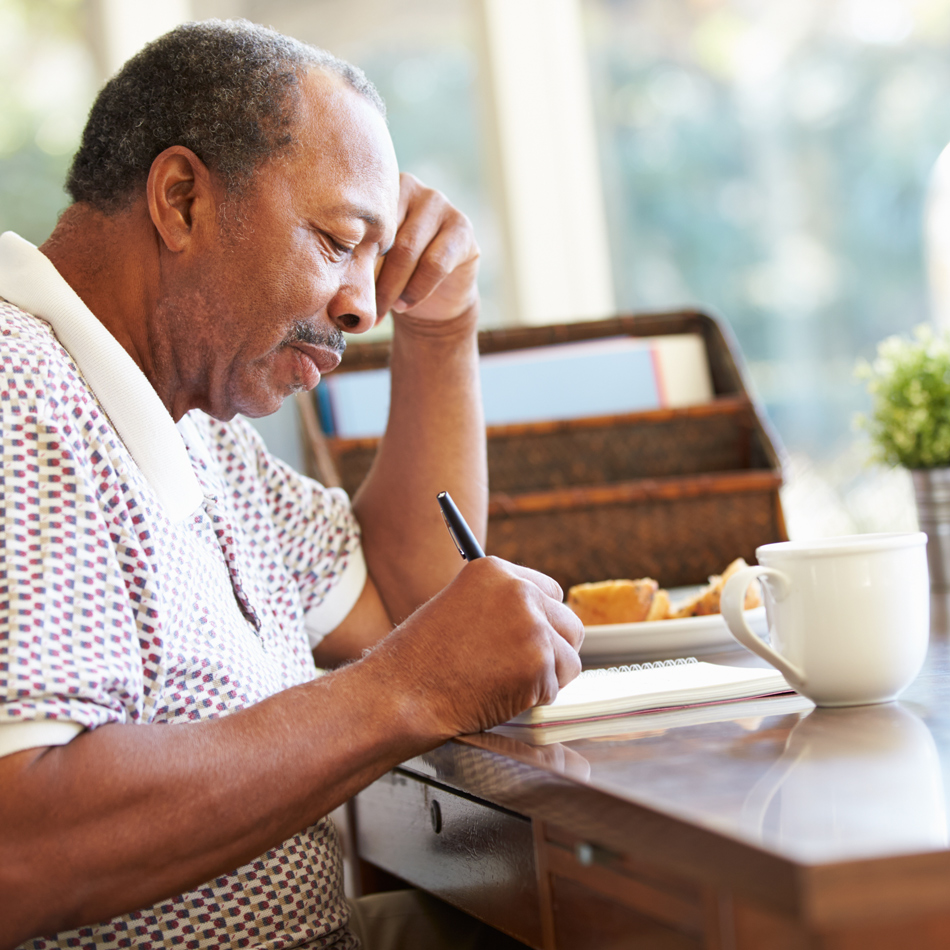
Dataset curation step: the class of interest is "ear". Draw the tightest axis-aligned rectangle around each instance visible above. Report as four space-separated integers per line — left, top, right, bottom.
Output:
146 146 217 252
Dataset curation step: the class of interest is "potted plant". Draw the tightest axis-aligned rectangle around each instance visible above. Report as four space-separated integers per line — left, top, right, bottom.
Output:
856 324 950 591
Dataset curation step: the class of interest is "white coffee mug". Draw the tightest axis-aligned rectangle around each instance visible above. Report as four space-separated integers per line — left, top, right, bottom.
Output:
720 533 930 707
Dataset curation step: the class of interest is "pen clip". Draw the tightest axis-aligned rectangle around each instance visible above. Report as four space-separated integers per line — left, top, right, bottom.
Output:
436 490 485 561
439 506 469 561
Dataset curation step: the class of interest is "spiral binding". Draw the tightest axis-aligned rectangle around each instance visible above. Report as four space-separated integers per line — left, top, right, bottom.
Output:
580 657 698 678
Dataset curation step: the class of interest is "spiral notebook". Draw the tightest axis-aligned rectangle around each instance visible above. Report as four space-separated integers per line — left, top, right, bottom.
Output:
494 658 793 743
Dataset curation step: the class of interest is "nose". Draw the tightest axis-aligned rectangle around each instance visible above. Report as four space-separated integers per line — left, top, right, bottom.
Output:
327 258 377 335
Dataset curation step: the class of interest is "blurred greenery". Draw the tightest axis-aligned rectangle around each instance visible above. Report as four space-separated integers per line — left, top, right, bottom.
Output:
856 324 950 468
584 0 950 459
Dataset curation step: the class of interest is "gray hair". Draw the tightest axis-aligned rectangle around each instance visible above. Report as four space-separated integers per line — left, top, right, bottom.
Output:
66 19 386 212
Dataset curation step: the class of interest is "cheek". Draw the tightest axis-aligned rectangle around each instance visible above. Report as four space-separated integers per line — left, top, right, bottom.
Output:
212 225 338 352
253 238 335 313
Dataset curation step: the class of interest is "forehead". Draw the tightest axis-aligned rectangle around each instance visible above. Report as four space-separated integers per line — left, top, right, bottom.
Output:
273 68 399 233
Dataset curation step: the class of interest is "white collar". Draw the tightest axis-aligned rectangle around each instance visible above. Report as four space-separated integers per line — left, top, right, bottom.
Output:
0 231 202 522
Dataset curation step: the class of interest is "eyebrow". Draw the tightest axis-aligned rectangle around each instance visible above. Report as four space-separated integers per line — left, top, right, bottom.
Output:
323 204 381 227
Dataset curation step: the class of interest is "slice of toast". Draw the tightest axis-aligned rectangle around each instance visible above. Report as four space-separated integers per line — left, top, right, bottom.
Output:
722 557 762 610
566 578 658 626
670 580 721 619
671 558 761 618
645 588 671 622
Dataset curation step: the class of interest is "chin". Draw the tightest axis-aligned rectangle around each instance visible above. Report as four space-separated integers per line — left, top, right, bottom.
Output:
237 395 288 419
207 389 285 422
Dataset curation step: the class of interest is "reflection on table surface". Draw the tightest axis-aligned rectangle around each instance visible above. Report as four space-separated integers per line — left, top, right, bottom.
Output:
412 612 950 868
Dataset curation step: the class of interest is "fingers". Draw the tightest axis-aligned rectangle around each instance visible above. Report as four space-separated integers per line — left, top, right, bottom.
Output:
495 561 583 647
472 558 584 704
497 558 565 604
374 173 479 320
543 596 586 664
388 225 470 313
476 557 584 658
532 597 583 705
560 746 593 781
472 733 591 781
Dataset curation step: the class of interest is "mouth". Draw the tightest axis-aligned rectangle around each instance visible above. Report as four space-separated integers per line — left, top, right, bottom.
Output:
287 341 344 390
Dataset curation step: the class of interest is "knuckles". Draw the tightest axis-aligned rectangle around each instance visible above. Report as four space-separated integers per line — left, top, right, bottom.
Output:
398 174 476 242
384 232 425 266
409 557 582 734
412 257 450 285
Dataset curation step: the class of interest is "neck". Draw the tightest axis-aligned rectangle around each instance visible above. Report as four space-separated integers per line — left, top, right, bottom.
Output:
40 203 184 416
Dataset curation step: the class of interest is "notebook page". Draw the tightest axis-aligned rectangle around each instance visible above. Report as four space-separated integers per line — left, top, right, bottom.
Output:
509 660 790 725
492 692 811 745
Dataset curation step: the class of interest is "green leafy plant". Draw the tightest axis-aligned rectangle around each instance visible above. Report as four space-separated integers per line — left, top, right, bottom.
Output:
856 325 950 469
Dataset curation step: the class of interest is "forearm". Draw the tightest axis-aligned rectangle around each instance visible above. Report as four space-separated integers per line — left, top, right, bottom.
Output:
0 660 424 947
353 305 487 622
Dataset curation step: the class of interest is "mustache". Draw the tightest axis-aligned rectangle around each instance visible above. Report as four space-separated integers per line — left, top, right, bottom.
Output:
284 321 347 357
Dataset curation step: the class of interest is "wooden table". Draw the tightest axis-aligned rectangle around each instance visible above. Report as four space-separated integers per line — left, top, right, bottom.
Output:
353 608 950 949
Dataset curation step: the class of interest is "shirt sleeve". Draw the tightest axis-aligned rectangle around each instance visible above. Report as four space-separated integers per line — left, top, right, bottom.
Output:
213 415 367 647
0 345 146 747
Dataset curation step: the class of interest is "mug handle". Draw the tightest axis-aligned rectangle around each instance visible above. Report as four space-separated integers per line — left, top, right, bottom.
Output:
721 566 805 690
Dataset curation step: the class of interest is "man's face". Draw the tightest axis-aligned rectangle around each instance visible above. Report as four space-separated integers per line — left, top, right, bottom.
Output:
161 69 399 421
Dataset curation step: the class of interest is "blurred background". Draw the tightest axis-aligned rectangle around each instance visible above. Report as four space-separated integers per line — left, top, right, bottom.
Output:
4 0 949 538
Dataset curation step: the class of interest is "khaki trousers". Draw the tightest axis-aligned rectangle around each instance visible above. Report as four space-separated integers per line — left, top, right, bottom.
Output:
347 888 693 950
347 890 528 950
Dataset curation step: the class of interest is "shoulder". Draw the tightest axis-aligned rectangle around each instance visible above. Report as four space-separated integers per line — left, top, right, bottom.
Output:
0 298 68 363
0 298 89 405
0 300 125 482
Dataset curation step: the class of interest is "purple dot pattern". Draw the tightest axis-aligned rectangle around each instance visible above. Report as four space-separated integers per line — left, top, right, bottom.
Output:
0 302 362 949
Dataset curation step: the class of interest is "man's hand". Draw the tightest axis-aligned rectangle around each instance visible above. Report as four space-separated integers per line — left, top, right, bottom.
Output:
364 557 586 739
373 173 479 324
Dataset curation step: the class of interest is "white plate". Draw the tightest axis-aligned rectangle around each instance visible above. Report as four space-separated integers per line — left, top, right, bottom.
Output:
579 606 768 663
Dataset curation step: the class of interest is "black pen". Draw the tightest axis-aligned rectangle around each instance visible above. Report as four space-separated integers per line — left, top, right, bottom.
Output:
437 491 485 561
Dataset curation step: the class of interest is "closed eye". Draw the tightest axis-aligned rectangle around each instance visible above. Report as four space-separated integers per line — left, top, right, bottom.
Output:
312 226 355 261
326 233 354 256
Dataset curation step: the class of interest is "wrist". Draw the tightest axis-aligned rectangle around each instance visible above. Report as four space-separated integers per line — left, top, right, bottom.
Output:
314 651 445 764
355 624 459 749
391 301 480 345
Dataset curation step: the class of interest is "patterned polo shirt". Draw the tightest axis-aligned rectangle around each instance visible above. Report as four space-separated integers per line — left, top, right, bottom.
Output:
0 232 367 949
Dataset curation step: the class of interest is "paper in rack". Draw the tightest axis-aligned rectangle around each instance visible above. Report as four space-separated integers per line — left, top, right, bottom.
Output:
319 334 714 438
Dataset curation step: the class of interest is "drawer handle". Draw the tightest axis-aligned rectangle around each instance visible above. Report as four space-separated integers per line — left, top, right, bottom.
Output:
575 841 619 867
430 800 443 834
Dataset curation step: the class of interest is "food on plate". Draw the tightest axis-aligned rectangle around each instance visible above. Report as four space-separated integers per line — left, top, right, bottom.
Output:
565 577 658 626
671 558 761 618
645 587 670 622
566 558 761 626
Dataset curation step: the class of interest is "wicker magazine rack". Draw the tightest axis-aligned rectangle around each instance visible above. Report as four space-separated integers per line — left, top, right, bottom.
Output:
296 310 787 591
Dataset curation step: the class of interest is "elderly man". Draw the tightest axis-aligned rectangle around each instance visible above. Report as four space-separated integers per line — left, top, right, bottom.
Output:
0 19 583 950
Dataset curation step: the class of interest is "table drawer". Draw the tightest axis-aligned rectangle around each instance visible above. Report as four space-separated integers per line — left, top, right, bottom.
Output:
541 826 704 949
354 768 542 948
